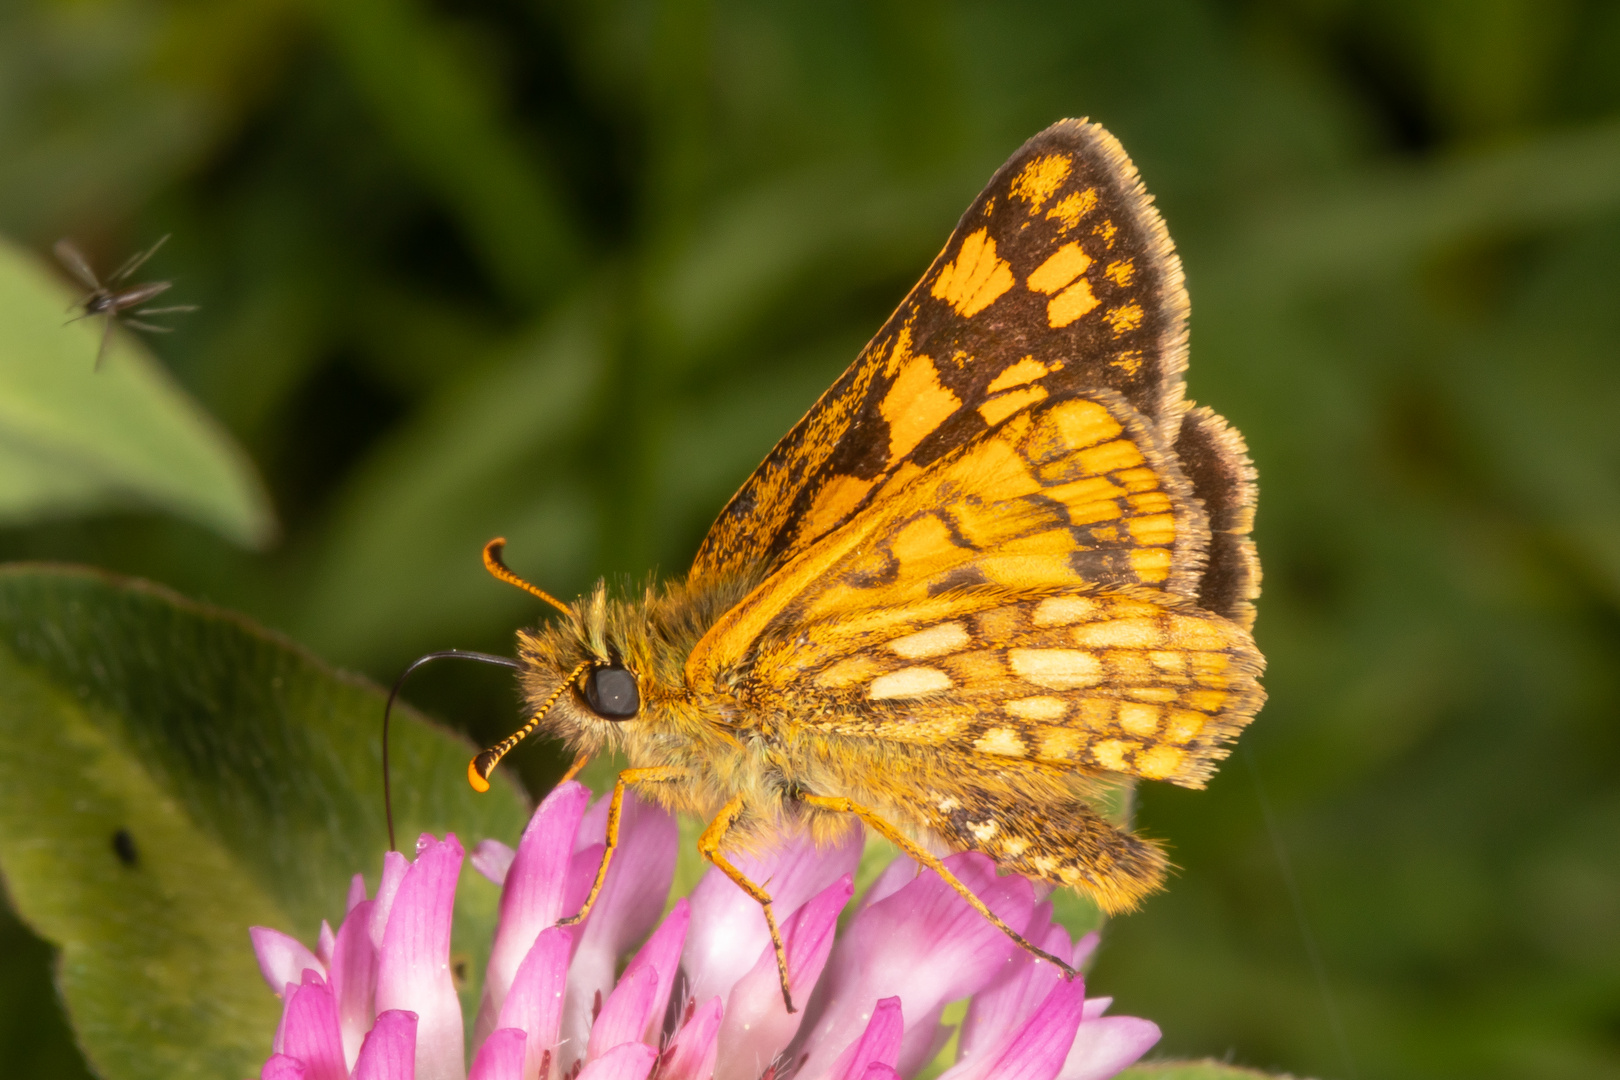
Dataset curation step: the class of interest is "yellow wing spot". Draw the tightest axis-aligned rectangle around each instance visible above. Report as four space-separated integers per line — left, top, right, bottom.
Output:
1000 836 1030 858
1024 399 1124 463
1092 738 1134 771
1182 689 1229 713
974 727 1027 757
889 621 970 659
1128 491 1172 514
1027 243 1092 294
1025 243 1101 328
800 473 877 541
1008 648 1102 689
1104 301 1145 337
1129 547 1172 583
1071 618 1163 649
816 655 884 689
1094 218 1119 248
987 356 1051 393
1168 616 1236 650
1126 686 1179 703
938 795 962 812
997 527 1079 558
931 228 1015 317
1135 745 1184 780
1165 710 1205 743
1036 725 1084 759
1118 702 1162 736
1149 651 1187 674
1044 475 1126 506
1007 695 1068 720
1115 467 1160 493
1046 188 1098 230
1065 498 1124 526
1189 653 1232 678
1111 350 1143 375
1009 154 1072 211
978 385 1048 427
1031 595 1101 627
880 353 961 463
1047 280 1100 328
890 514 962 568
870 666 953 700
1105 259 1135 286
1127 514 1176 546
1077 438 1146 474
967 819 1000 841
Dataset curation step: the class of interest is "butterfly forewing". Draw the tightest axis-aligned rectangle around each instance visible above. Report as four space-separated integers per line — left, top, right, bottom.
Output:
692 120 1190 588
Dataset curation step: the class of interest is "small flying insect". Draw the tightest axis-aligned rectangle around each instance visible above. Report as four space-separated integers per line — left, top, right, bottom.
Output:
54 234 197 369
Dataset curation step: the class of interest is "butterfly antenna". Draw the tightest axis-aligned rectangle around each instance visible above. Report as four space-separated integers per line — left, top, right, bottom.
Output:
483 538 572 615
383 649 522 852
468 660 589 794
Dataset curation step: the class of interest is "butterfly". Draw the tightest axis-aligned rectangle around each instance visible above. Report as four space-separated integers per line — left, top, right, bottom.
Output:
410 119 1264 1012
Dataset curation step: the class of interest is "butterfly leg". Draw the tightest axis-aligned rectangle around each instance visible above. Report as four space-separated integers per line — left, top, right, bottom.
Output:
798 792 1079 981
696 794 798 1013
557 766 684 927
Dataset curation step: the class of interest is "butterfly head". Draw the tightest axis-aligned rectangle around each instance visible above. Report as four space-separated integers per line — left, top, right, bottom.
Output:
509 579 685 765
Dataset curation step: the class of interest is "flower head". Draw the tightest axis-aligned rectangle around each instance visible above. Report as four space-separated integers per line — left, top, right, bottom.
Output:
251 782 1159 1080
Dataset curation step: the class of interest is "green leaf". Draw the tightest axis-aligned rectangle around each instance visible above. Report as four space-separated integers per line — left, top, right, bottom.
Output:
0 565 530 1080
1122 1061 1311 1080
0 237 276 547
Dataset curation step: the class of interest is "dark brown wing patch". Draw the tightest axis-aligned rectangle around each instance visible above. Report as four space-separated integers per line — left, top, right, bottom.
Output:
1174 406 1261 630
691 119 1190 586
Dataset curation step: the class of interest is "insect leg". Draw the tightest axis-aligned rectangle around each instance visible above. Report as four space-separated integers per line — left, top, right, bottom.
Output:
558 750 592 785
557 766 685 927
95 316 116 370
110 234 169 283
696 795 797 1013
798 792 1079 981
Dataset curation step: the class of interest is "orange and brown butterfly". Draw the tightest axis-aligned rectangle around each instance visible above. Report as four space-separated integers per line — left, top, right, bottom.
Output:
463 119 1263 1011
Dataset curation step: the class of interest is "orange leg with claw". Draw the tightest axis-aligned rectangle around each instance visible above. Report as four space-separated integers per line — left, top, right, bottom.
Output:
697 794 799 1012
557 766 684 926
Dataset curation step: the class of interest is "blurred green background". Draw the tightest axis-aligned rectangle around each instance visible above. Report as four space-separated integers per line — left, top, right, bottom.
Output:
1 0 1618 1077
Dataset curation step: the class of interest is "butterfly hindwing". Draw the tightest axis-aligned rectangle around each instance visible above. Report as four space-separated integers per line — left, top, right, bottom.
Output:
764 587 1262 789
691 119 1190 588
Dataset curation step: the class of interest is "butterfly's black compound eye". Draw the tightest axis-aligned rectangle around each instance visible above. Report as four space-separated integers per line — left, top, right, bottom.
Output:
583 663 640 719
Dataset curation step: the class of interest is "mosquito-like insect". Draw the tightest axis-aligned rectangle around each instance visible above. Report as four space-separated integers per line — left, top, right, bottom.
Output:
54 234 197 369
